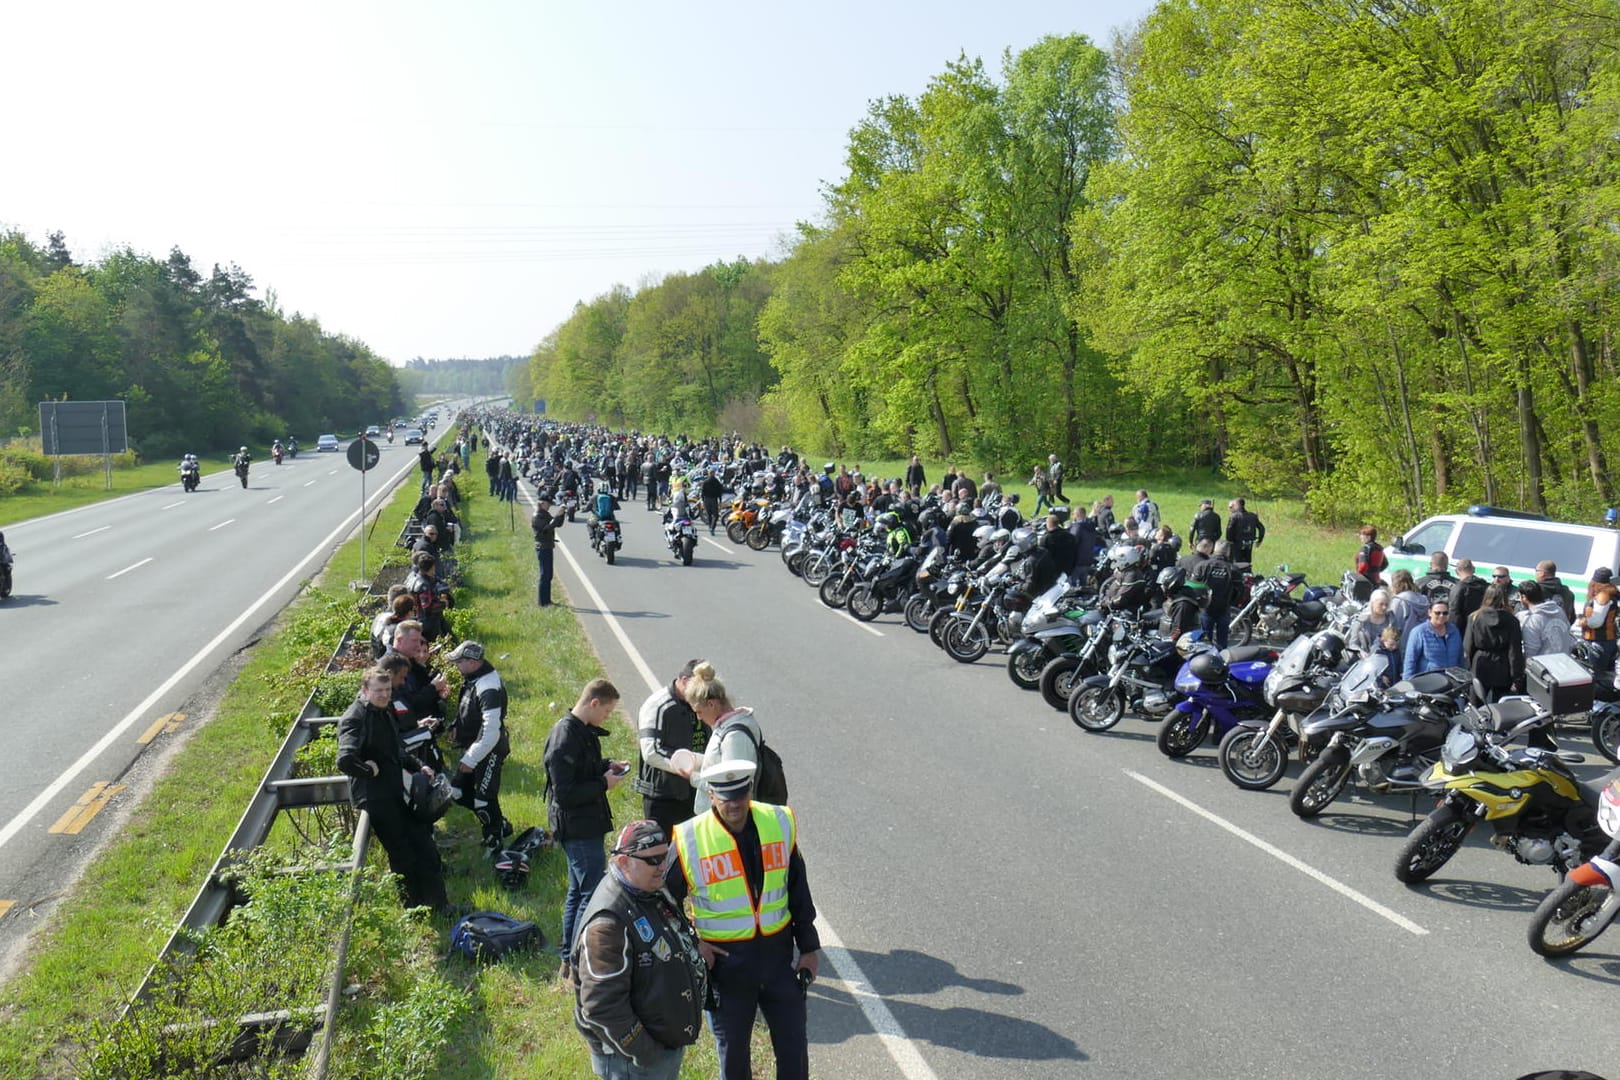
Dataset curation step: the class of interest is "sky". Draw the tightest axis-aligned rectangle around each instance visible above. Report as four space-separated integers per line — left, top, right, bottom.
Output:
1 1 1156 364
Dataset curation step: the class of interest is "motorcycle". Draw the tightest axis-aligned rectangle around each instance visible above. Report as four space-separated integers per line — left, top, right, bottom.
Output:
664 512 698 566
1005 578 1094 690
1038 607 1121 710
272 444 284 465
180 462 200 493
1393 697 1618 883
1217 623 1356 790
846 553 920 622
1156 645 1277 758
820 537 885 611
234 459 249 489
745 505 792 551
285 439 298 459
1069 616 1190 731
0 555 12 600
386 428 394 444
561 489 579 523
592 518 623 565
1527 777 1620 956
1288 659 1471 819
1227 567 1333 646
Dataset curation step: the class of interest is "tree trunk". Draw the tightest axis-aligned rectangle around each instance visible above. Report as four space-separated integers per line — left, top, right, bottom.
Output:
1569 321 1614 500
1516 350 1547 514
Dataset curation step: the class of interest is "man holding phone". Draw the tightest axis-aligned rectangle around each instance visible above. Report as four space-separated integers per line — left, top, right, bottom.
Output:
545 677 627 983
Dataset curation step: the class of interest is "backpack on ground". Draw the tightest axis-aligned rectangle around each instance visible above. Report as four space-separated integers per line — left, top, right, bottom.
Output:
449 910 542 961
717 721 789 804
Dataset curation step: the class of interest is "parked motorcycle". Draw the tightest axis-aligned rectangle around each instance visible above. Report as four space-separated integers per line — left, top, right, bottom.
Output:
1527 777 1620 956
1005 578 1093 690
1068 616 1189 731
847 553 920 622
1156 645 1276 758
664 512 697 566
1038 608 1122 710
1227 567 1333 646
1218 627 1353 791
1393 697 1618 883
1288 660 1470 819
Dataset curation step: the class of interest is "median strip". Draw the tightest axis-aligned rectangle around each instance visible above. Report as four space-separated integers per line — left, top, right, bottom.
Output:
48 783 126 836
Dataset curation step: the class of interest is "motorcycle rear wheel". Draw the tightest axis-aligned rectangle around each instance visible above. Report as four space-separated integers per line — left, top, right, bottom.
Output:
746 525 771 551
1038 657 1082 711
819 575 852 609
1229 612 1255 647
1069 685 1125 732
943 619 990 664
681 537 695 566
1528 878 1616 957
726 521 749 545
1156 711 1208 758
1006 648 1048 690
1218 727 1289 791
928 608 954 648
847 585 883 622
606 545 616 565
1289 747 1352 818
1393 804 1473 883
904 594 933 634
1592 710 1620 766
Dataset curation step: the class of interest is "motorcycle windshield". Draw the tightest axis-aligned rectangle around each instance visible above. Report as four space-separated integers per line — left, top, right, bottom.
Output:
1337 654 1386 702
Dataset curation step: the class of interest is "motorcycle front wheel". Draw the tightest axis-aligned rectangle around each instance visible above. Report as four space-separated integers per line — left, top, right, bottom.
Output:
802 553 833 589
1156 710 1208 758
944 619 990 664
1038 657 1082 711
1592 710 1620 765
1393 803 1473 883
746 525 771 551
928 608 954 648
1069 685 1125 732
847 585 883 622
1218 727 1289 790
1229 611 1255 647
1006 648 1048 690
904 594 933 634
1289 747 1352 818
1528 877 1617 957
726 520 749 545
681 537 695 566
819 575 852 609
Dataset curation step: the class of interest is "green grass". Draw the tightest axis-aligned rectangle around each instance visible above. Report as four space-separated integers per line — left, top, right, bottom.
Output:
0 457 235 527
0 447 738 1079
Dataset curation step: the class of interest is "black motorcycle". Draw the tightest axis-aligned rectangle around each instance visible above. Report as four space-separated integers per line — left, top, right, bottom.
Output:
1228 568 1331 646
234 459 249 489
846 553 920 622
180 462 200 493
1068 616 1186 731
0 556 12 600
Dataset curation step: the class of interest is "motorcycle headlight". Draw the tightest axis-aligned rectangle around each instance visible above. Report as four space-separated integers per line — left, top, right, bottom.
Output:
1109 643 1130 665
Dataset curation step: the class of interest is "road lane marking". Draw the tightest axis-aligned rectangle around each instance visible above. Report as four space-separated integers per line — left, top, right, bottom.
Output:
161 501 186 510
49 783 126 835
304 480 318 487
107 558 153 580
702 536 737 554
1125 770 1428 936
209 519 236 531
0 433 438 858
73 526 111 539
0 900 13 920
516 476 938 1080
267 495 284 504
327 470 338 475
137 712 185 745
836 609 885 637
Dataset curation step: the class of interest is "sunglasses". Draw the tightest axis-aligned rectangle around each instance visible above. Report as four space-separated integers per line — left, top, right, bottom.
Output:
619 851 671 868
1493 574 1510 579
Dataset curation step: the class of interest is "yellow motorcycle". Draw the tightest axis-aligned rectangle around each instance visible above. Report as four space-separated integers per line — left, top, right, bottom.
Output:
1393 699 1619 884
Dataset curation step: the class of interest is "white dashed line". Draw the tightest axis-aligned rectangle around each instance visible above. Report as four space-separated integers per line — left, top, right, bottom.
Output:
72 526 111 539
161 501 186 510
304 480 318 487
267 496 284 505
107 558 153 580
1125 770 1428 936
209 519 236 531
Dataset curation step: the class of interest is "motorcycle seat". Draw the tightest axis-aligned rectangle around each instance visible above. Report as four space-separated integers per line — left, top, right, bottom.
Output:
1480 697 1542 734
1579 765 1620 805
1223 645 1277 665
1404 669 1466 696
1297 599 1327 620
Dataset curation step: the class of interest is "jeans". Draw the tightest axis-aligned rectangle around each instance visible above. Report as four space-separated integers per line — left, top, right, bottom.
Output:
1201 608 1231 650
536 546 555 605
590 1044 685 1080
560 836 607 956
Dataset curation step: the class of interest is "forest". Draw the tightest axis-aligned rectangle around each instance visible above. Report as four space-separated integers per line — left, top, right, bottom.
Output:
528 0 1620 526
0 231 405 459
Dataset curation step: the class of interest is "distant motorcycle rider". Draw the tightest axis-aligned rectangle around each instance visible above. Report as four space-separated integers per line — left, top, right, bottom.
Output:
590 483 622 549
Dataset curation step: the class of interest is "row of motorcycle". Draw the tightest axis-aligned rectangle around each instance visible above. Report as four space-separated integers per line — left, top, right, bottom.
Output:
759 500 1620 959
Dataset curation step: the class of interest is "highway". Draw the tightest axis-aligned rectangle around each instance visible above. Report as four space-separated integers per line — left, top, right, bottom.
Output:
0 425 450 969
533 480 1617 1080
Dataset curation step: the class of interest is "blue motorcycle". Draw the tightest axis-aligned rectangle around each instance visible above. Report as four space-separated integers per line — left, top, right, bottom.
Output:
1156 646 1278 758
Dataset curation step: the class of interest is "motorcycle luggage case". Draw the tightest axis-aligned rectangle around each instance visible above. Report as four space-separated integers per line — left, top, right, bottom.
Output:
1526 653 1594 715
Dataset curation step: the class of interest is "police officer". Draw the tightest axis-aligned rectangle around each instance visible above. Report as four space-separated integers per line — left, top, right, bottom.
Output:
669 761 820 1080
573 821 708 1080
532 493 565 607
446 640 511 851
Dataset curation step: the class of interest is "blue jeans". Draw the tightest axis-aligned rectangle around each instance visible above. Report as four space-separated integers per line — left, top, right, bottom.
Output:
536 546 555 606
560 836 606 956
1202 609 1231 650
590 1044 685 1080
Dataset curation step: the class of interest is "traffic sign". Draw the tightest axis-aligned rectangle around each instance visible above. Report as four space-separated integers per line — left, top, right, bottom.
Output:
347 436 380 472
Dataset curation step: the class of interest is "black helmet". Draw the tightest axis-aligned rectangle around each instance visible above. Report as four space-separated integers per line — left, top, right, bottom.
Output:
493 847 530 889
1156 565 1186 594
1189 651 1229 685
878 512 900 530
1310 630 1345 668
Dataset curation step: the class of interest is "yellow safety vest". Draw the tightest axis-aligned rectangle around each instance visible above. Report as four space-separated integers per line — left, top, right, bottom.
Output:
675 804 796 941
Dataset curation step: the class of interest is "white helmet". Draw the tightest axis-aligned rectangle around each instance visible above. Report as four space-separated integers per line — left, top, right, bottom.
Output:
1010 526 1037 554
972 524 994 543
1111 544 1144 571
989 528 1011 546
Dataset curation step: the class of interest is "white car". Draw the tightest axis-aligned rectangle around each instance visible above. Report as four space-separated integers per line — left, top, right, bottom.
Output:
317 434 340 452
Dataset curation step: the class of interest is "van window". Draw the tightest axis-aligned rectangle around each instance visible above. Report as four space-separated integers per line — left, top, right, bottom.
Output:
1403 520 1452 556
1454 521 1593 574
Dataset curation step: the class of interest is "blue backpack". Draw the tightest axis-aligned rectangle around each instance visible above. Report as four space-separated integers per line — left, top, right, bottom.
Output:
450 910 542 962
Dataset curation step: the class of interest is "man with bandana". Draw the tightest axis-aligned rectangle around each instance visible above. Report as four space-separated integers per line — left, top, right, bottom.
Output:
573 821 708 1080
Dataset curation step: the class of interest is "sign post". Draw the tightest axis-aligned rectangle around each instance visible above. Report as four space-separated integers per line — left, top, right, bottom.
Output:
347 435 381 583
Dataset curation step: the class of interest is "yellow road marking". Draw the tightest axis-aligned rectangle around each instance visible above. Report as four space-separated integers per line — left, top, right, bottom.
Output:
48 783 127 835
0 900 14 920
136 712 185 745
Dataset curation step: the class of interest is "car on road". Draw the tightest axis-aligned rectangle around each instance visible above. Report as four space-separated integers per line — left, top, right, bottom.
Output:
365 425 381 437
317 434 340 452
403 428 424 445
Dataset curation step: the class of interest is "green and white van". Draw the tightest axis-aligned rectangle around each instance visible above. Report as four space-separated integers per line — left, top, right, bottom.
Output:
1386 507 1620 609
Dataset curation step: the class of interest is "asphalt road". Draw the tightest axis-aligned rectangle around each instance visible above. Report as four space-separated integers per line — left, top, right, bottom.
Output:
0 420 454 970
534 483 1617 1080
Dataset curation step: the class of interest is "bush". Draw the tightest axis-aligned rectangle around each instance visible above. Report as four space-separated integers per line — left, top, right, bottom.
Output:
0 456 30 494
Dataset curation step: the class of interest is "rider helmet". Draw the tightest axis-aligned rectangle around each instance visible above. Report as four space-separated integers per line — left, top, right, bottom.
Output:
1310 630 1346 668
1189 650 1229 685
1111 544 1145 572
988 527 1011 546
1009 526 1036 554
878 512 900 531
239 446 248 454
972 524 994 544
1156 565 1186 594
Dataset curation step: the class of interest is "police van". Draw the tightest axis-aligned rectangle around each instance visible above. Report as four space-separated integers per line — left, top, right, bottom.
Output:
1386 506 1620 608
